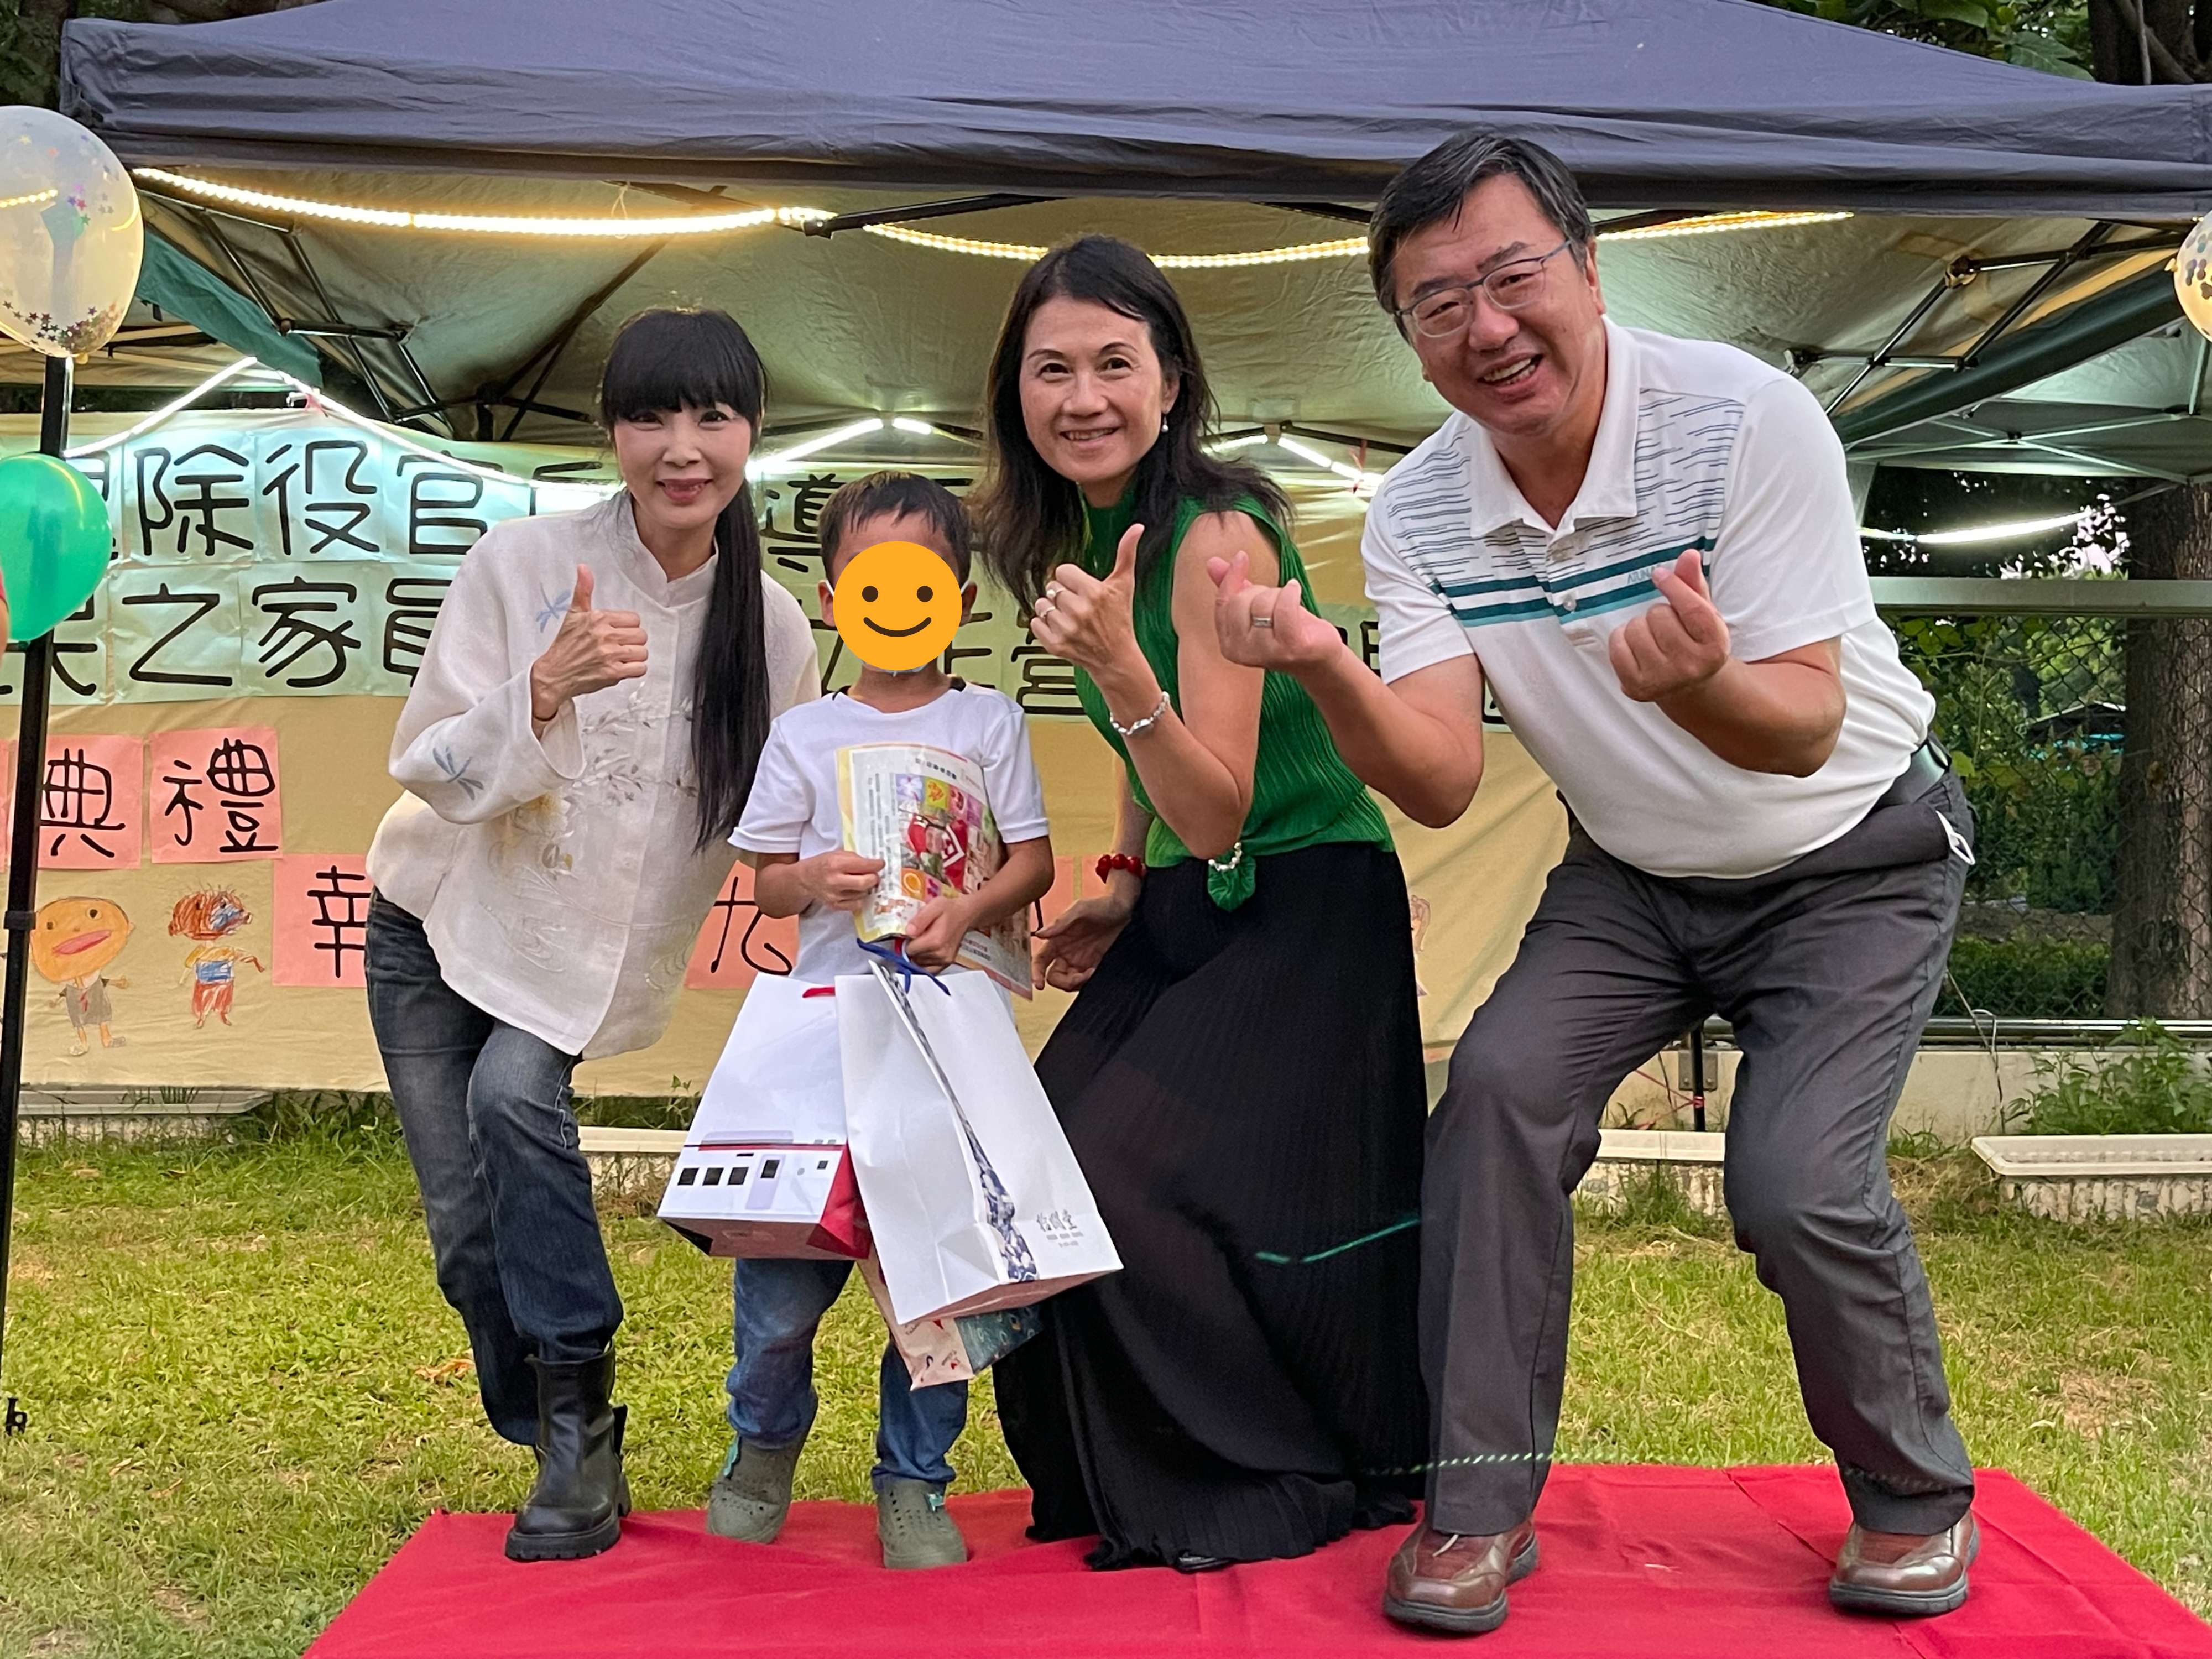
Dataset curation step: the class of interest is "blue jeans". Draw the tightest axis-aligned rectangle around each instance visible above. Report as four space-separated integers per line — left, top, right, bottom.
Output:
727 1258 966 1489
366 893 623 1446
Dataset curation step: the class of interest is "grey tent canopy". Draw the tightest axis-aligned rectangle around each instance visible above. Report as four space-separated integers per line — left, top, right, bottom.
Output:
46 0 2212 483
57 0 2212 216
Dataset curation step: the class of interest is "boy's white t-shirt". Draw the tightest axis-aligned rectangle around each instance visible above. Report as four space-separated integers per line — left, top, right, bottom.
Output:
732 683 1051 984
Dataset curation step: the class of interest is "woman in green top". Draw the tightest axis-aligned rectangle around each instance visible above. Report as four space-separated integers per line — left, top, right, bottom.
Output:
974 236 1427 1571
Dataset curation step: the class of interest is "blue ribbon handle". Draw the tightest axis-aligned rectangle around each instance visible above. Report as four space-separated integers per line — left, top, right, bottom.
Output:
857 936 952 997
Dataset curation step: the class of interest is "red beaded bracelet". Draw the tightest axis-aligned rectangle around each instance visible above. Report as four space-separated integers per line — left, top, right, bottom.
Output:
1094 852 1145 884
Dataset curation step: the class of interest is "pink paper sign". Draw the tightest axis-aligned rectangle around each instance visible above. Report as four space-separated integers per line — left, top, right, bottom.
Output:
1031 854 1075 936
686 859 801 991
0 734 145 870
274 852 373 988
149 726 284 863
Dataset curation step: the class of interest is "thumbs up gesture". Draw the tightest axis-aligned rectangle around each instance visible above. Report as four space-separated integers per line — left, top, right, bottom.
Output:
1029 523 1146 682
1607 551 1731 704
529 563 649 722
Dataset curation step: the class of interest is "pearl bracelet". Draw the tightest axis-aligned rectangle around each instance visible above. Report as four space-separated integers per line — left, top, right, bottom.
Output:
1109 690 1172 740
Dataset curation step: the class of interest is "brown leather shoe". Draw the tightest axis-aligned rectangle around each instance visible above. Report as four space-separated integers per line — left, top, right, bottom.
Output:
1382 1520 1540 1635
1828 1512 1979 1617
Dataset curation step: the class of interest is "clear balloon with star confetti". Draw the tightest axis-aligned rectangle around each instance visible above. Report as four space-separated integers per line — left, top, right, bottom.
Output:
2177 212 2212 343
0 106 143 358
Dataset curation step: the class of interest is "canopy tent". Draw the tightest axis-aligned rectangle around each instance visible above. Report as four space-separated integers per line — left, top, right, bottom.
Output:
43 0 2212 479
56 0 2212 216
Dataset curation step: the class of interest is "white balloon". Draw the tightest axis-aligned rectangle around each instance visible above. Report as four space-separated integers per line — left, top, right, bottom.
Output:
0 106 143 358
2179 213 2212 345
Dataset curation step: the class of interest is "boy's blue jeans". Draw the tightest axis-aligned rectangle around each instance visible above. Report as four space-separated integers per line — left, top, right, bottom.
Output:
727 1258 966 1490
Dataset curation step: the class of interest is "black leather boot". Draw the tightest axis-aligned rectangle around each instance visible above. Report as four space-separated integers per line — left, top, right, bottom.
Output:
505 1345 632 1562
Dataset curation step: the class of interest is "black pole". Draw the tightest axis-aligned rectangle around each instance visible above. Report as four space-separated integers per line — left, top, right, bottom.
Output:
1687 1025 1708 1134
0 351 73 1432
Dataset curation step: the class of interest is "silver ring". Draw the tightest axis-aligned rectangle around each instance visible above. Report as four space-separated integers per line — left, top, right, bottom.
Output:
1249 615 1275 629
1044 581 1064 601
1034 598 1056 618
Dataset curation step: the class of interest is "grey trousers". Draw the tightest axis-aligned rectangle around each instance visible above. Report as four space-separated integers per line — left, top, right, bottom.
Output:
1422 773 1978 1537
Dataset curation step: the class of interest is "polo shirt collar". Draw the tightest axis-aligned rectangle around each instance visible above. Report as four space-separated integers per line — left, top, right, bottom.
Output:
1455 316 1641 538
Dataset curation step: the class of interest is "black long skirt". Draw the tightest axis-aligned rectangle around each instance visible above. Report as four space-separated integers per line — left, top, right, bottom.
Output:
995 841 1430 1567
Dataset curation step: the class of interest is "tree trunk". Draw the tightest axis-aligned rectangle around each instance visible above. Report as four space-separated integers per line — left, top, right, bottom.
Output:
2107 487 2212 1016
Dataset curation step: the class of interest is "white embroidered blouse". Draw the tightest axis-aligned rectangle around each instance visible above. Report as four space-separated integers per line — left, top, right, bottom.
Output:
367 493 820 1058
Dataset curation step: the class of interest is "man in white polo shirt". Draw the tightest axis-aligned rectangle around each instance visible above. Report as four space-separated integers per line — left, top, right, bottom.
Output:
1211 131 1979 1634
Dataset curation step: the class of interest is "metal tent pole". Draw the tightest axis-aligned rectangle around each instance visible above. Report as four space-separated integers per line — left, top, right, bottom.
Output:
0 351 74 1436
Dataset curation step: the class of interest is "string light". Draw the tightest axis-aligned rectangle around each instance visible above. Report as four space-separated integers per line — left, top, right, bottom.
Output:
0 188 60 212
858 222 1369 268
133 169 1850 264
1861 510 2085 546
62 354 562 504
1275 433 1387 493
134 168 830 238
1599 210 1853 242
38 356 1392 508
64 356 277 457
863 211 1851 265
747 416 889 477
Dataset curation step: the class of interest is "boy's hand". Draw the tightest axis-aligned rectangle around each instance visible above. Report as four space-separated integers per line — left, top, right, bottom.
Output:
795 850 884 914
901 893 974 970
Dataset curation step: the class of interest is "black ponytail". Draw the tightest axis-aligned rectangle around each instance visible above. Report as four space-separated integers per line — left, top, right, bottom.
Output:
599 306 774 848
692 480 772 847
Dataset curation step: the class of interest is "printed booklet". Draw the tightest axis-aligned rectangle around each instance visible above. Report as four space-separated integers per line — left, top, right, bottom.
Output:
837 740 1032 996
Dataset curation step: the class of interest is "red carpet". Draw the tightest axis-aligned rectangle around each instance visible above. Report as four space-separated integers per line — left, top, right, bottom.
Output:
306 1467 2211 1658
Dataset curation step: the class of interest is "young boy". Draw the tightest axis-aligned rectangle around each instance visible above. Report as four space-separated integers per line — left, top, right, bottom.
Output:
708 472 1053 1569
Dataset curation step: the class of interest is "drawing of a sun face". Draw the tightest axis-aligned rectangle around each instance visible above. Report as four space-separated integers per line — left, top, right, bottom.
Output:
30 896 132 982
829 541 964 672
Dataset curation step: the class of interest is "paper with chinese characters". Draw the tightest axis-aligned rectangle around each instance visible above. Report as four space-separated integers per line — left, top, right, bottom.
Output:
684 858 802 992
149 726 283 863
1 733 146 870
272 852 372 988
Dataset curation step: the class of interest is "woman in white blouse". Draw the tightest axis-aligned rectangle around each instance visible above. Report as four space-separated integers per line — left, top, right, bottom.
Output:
364 309 818 1563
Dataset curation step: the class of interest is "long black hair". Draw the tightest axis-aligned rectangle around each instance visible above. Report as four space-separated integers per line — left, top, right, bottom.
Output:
969 234 1288 608
599 307 773 849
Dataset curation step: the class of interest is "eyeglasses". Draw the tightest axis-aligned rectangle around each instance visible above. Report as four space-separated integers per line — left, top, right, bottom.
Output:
1393 241 1575 340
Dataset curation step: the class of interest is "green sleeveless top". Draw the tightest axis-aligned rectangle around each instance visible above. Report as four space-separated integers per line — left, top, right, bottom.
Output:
1075 490 1392 910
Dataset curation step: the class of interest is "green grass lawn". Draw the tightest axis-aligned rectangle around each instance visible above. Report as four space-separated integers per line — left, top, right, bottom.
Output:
0 1130 2207 1658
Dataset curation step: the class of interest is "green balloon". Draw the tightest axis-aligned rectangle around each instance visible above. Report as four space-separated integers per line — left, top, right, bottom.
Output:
0 452 110 641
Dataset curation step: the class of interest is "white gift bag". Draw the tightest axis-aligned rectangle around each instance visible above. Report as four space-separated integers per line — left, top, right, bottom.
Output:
839 961 1120 1324
659 977 869 1260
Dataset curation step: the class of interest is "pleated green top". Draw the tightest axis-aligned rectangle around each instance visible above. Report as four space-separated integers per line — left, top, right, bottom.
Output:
1076 490 1392 909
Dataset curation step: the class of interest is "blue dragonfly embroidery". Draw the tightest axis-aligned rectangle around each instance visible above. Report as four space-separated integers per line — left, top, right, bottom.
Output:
431 745 484 801
534 587 571 632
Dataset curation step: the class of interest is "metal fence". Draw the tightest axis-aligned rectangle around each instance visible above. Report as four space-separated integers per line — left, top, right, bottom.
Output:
1874 577 2212 1037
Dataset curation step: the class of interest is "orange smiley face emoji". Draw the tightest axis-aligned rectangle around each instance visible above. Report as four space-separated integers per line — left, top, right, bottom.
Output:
830 541 964 672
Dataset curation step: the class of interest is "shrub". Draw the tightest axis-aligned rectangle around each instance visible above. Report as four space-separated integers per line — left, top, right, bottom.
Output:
2004 1020 2212 1136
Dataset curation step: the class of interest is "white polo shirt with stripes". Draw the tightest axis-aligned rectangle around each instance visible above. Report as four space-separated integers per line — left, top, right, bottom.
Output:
1364 320 1934 880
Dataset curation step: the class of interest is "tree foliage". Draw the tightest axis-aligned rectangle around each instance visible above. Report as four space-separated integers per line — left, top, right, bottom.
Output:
1760 0 2095 76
